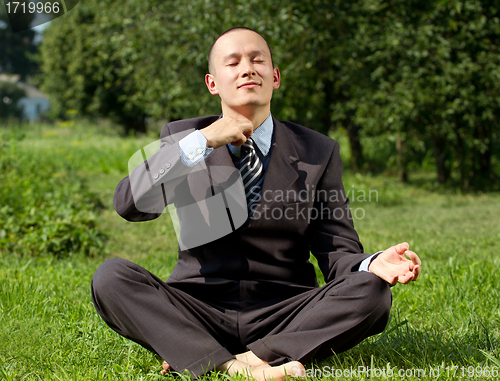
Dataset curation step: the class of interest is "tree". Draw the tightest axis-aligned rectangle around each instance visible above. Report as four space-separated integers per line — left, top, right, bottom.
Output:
0 80 25 120
39 0 308 132
334 0 500 189
38 0 499 189
0 7 38 80
38 2 148 133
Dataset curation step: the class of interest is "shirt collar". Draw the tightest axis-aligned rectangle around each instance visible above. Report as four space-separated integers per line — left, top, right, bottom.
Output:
227 113 273 157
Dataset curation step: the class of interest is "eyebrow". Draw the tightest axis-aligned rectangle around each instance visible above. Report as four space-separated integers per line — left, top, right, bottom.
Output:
222 50 267 61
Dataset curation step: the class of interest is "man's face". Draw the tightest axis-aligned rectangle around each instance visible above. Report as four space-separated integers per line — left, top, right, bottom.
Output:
205 30 280 112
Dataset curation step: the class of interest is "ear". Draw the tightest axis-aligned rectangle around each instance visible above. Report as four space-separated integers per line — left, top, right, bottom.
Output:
205 74 219 95
273 67 281 90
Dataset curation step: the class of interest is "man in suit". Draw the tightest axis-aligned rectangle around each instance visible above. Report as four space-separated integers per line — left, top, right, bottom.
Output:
91 27 421 380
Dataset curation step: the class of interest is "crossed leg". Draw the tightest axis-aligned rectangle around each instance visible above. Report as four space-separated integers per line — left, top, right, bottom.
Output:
161 351 268 375
161 351 305 380
92 258 391 379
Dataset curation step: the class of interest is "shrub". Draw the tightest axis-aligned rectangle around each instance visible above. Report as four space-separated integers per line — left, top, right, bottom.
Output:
0 130 107 257
0 80 26 121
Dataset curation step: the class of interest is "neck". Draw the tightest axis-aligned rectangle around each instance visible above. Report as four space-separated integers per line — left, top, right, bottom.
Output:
221 104 270 131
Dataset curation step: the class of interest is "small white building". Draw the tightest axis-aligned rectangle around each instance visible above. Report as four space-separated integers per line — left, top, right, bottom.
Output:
0 74 50 121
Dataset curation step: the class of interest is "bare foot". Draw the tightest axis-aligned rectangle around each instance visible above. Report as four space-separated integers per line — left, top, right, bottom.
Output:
235 351 269 367
217 358 305 380
160 361 171 375
251 362 305 380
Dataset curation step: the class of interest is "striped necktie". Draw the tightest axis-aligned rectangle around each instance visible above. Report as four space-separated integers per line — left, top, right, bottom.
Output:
239 138 264 211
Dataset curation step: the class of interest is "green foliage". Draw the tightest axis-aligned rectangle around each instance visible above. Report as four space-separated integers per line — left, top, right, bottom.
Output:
0 6 39 78
0 80 25 119
0 128 107 257
38 0 346 133
329 0 500 189
38 0 500 189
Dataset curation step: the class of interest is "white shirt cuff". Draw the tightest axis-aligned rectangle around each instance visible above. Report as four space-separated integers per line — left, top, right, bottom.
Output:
178 130 213 167
358 251 383 272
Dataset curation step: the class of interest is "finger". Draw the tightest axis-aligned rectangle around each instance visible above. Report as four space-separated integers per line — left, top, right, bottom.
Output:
230 133 248 146
412 264 421 281
394 242 409 255
405 250 422 267
241 125 253 138
398 271 415 284
405 251 421 277
380 242 409 262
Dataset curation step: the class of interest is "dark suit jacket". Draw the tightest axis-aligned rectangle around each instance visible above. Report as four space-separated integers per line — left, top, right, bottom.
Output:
113 116 371 306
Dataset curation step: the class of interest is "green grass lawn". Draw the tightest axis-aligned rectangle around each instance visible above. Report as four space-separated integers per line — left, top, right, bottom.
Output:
1 122 499 380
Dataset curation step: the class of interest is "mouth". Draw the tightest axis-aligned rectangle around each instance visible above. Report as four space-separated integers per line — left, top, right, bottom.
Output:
238 82 260 89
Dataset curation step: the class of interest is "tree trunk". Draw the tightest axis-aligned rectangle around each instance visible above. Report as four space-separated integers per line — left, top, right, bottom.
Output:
431 135 450 184
346 121 364 172
396 134 408 183
472 123 493 189
122 114 146 136
455 127 469 191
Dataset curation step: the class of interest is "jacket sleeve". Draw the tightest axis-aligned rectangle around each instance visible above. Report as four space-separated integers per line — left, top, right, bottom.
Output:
308 141 372 282
113 124 206 222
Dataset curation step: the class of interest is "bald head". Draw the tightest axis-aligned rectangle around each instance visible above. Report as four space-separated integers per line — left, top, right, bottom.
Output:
204 26 281 123
208 27 274 74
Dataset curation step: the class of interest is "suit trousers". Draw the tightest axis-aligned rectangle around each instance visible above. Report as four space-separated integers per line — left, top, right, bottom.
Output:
91 258 392 377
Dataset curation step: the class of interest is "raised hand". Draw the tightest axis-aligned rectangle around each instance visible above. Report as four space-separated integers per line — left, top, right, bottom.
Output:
201 116 254 149
369 242 421 286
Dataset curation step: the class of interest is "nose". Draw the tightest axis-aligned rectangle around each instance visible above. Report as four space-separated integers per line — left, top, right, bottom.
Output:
241 59 255 77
